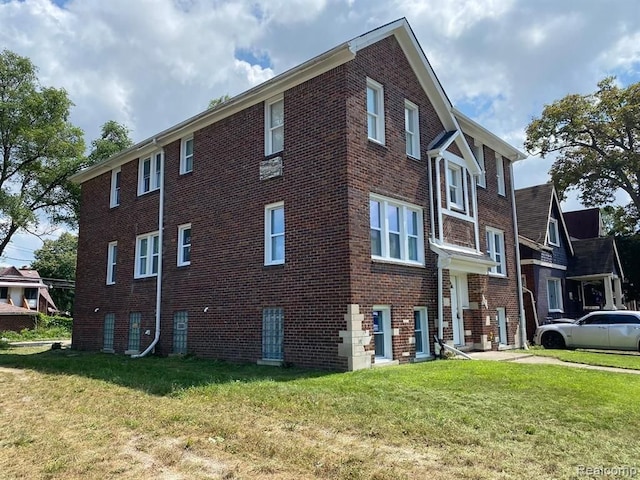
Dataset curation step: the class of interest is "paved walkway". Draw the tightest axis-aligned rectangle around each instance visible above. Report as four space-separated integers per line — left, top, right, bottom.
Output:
5 339 71 348
468 350 640 375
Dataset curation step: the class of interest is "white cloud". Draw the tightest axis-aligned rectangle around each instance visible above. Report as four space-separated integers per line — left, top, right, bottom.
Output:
0 0 638 214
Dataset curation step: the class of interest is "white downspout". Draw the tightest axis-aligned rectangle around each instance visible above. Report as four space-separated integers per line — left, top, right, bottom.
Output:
133 147 165 358
509 162 528 349
429 155 444 349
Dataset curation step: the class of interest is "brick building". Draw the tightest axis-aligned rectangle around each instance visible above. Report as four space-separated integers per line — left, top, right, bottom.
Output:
71 19 526 371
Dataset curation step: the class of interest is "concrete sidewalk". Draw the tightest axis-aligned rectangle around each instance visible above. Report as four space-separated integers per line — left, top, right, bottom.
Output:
468 350 640 375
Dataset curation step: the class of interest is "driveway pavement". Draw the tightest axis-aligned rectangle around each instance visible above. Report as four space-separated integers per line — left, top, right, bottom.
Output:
468 350 640 375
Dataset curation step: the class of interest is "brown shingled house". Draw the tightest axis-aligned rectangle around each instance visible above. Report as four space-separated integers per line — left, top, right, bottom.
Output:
515 184 624 340
0 267 58 332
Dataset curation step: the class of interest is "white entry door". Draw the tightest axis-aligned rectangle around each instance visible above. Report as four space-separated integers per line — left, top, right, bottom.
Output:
450 274 465 346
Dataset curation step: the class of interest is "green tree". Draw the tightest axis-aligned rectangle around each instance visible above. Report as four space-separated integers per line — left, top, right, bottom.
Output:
208 94 230 109
0 50 85 256
525 77 640 230
31 232 77 313
87 120 133 164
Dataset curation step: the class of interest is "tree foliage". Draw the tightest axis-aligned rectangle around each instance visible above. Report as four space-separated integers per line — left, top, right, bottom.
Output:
208 94 230 109
87 120 133 164
0 50 85 256
525 77 640 230
31 232 77 312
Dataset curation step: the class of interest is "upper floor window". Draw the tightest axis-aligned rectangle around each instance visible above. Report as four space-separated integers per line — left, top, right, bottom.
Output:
265 95 284 155
138 152 162 195
177 224 191 266
446 164 465 211
370 195 424 265
366 78 385 144
265 202 285 265
180 136 193 174
110 168 121 207
548 218 559 246
486 227 506 276
135 231 160 278
473 141 486 188
405 100 420 159
107 241 117 285
496 154 506 196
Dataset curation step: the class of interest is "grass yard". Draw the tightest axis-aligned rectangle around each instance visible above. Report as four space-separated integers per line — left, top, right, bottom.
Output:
523 347 640 370
1 347 639 479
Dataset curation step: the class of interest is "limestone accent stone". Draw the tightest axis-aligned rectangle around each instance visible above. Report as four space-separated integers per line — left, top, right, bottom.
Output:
338 303 372 371
260 156 283 180
443 297 450 307
407 337 415 345
392 328 400 336
485 315 491 326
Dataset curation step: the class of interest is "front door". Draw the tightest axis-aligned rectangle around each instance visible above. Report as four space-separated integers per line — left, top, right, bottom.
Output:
450 275 464 346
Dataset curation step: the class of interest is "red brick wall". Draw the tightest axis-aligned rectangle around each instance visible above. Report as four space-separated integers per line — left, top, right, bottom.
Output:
0 315 37 333
73 33 522 369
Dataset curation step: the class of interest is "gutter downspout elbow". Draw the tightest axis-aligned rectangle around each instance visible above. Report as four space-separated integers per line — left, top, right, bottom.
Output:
132 147 165 358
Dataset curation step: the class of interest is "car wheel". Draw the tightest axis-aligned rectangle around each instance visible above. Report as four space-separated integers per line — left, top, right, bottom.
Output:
541 332 565 350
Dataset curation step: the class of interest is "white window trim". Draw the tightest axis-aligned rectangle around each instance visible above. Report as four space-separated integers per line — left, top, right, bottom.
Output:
106 241 117 285
446 163 466 212
370 194 425 266
135 231 160 279
486 227 506 277
180 136 194 174
473 141 486 188
177 223 191 267
414 307 430 357
404 100 420 159
496 153 506 196
138 152 162 196
366 78 385 144
264 202 285 266
264 95 284 155
548 218 560 246
110 167 121 208
547 278 564 313
373 306 393 361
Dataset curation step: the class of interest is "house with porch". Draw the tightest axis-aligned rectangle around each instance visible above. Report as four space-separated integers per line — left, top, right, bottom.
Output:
71 18 526 371
515 184 624 340
0 267 57 332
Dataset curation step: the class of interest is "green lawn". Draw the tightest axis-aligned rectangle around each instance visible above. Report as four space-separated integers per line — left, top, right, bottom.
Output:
523 347 640 370
1 347 639 479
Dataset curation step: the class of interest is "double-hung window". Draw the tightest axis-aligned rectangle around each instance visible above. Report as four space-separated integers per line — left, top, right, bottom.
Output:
370 195 424 265
110 168 121 207
486 227 506 276
180 136 193 174
405 100 420 158
414 307 429 357
265 202 285 265
366 78 385 144
447 164 465 211
135 232 160 278
473 142 486 188
177 224 191 266
496 154 506 196
106 241 117 285
548 278 563 312
138 152 162 195
548 218 559 246
265 95 284 155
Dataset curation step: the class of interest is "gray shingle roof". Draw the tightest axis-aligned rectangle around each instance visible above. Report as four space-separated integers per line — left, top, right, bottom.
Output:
568 237 620 277
515 183 554 244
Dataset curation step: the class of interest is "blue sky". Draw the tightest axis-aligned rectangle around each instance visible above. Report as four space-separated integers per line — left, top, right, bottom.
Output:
0 0 639 266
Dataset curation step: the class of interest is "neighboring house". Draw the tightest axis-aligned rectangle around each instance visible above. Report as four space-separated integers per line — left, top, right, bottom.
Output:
515 185 624 340
71 18 526 371
0 267 57 332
